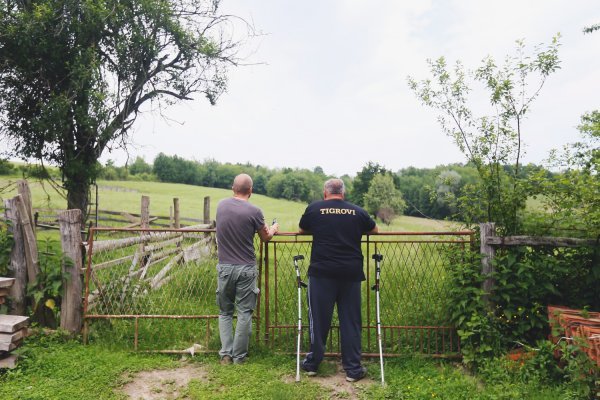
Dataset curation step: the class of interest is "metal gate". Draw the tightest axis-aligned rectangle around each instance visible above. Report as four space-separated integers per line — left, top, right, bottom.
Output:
83 228 473 357
262 231 474 358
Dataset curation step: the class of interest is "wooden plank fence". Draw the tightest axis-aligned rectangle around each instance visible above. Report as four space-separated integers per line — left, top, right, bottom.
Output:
479 222 599 300
34 195 214 231
1 179 214 335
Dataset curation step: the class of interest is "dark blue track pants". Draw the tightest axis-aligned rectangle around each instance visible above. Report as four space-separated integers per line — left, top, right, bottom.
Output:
302 276 363 377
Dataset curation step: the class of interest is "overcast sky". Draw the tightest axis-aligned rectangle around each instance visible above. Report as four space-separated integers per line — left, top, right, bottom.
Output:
109 1 599 176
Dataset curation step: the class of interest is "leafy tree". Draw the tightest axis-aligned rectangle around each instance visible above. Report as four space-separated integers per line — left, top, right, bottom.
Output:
408 36 561 233
351 162 393 206
98 160 128 181
0 159 14 175
0 0 241 220
363 174 406 220
583 23 600 34
533 110 600 237
153 153 199 184
128 157 153 176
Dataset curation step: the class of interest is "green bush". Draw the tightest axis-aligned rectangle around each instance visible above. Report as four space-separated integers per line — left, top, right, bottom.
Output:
0 158 14 175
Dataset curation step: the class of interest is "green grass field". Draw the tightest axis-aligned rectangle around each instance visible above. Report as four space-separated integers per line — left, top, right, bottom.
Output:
0 176 459 233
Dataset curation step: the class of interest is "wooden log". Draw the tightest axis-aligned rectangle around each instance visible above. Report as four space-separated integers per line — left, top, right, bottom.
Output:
183 238 212 263
486 235 598 247
0 278 15 289
144 236 183 252
17 180 34 235
480 223 496 306
0 340 21 352
121 217 158 229
120 212 138 223
0 354 18 369
92 254 135 271
139 247 181 280
0 315 29 333
203 196 210 224
141 196 150 229
4 198 27 316
58 209 83 334
150 253 184 289
14 195 41 284
173 198 180 229
87 231 180 253
0 328 26 344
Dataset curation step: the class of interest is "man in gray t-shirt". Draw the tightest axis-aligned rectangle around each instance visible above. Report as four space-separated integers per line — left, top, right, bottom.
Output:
215 173 279 364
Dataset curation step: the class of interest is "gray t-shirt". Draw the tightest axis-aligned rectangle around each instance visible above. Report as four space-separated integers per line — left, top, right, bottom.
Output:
216 197 265 264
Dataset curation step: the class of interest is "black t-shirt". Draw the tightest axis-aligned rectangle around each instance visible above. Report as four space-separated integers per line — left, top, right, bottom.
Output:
299 199 376 281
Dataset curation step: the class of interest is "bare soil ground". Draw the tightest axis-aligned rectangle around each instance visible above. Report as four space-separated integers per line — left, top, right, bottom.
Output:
119 364 208 400
282 361 376 400
119 360 375 399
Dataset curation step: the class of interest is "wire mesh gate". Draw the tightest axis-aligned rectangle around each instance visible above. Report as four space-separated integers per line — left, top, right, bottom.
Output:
83 227 473 357
83 227 225 351
263 231 474 358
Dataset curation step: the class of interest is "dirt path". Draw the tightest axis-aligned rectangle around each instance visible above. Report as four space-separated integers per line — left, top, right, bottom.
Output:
283 362 375 400
119 361 374 400
119 364 208 400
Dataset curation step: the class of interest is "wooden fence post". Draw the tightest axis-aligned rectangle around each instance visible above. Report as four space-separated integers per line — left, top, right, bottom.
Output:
480 222 496 306
17 180 34 234
14 195 40 284
58 209 83 334
3 197 27 315
173 198 180 229
141 196 150 229
203 196 210 225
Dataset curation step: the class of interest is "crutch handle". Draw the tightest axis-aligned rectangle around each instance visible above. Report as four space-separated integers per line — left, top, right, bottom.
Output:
293 255 305 262
372 254 383 262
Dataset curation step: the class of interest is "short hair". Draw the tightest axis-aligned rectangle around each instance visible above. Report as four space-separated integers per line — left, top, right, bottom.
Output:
324 178 345 195
232 174 253 195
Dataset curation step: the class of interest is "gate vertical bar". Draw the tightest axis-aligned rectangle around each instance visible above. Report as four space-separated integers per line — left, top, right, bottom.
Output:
264 240 270 343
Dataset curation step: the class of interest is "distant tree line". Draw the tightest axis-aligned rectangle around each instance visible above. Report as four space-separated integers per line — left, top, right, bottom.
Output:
1 154 555 225
86 154 555 224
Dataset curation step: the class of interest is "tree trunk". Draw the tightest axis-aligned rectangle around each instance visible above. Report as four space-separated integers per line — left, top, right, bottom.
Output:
65 166 92 225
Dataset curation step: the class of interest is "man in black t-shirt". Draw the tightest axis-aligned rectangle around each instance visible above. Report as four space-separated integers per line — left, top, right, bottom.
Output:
298 178 378 382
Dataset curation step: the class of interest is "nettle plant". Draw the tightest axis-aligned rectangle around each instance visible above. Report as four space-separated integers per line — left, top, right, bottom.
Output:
27 238 70 328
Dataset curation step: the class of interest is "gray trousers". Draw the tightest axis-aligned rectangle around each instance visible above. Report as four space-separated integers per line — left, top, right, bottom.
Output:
216 263 259 362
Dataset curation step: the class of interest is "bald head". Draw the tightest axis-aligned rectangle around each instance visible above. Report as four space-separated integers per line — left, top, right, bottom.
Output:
324 178 345 197
232 174 253 196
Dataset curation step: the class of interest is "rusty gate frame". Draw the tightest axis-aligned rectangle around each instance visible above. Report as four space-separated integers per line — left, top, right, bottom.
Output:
83 227 474 356
262 231 475 358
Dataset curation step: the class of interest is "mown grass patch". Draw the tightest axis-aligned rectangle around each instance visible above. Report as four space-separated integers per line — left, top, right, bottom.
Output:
0 332 578 400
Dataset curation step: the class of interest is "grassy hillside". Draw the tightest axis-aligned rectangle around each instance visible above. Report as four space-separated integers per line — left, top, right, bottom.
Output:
0 176 459 232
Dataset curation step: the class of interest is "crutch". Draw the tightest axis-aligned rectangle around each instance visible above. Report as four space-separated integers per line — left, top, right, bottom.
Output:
293 255 307 382
372 253 385 386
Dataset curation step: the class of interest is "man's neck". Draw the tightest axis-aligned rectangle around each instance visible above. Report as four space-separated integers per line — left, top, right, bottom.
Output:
324 194 344 201
233 193 250 201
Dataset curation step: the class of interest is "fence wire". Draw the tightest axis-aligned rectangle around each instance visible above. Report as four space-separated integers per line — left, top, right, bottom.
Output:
84 228 221 351
84 228 473 357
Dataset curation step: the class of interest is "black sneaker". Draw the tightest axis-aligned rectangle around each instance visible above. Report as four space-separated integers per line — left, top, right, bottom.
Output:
345 366 367 382
301 362 317 377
